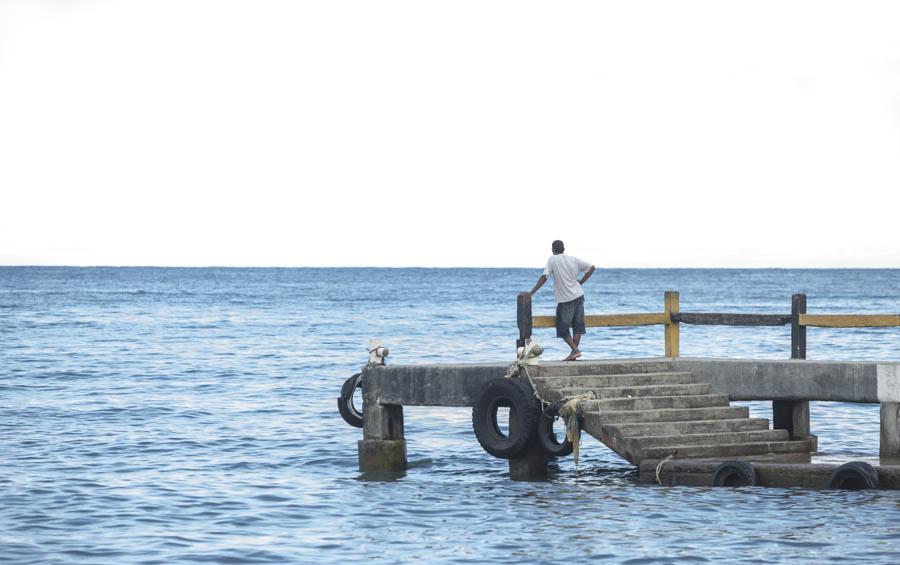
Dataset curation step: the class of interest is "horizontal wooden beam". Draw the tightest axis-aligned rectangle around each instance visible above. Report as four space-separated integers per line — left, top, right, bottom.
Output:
799 314 900 328
532 312 900 329
673 313 791 326
533 313 668 328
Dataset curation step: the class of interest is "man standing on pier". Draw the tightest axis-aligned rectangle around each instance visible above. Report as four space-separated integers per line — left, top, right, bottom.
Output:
529 240 595 361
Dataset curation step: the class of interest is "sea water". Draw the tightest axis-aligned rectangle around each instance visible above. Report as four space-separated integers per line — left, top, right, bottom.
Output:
2 267 899 563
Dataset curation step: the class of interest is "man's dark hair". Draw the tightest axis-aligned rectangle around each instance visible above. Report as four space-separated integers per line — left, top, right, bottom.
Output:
552 240 565 254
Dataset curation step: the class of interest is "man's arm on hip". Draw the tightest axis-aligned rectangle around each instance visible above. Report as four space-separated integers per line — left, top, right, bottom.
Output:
579 265 595 285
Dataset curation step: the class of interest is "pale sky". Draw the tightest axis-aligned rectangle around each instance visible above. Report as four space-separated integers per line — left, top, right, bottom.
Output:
1 1 899 268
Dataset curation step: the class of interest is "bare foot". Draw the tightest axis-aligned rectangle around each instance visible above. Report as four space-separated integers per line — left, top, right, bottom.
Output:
563 351 582 362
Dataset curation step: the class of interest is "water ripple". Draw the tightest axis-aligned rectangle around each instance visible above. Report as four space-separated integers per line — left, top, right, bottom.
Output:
1 267 899 563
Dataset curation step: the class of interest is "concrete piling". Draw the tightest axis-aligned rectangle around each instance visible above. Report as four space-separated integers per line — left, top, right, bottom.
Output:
508 445 552 481
880 402 900 459
358 439 407 473
773 400 812 440
358 376 408 473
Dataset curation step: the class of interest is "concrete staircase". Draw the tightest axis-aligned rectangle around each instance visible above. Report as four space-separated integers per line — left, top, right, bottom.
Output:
531 362 814 465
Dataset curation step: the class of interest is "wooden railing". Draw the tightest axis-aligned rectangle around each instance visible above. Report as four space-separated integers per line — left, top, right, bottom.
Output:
516 291 899 359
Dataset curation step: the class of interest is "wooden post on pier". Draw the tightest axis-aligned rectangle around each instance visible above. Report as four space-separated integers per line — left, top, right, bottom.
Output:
664 291 680 357
774 294 812 444
791 293 807 360
517 292 533 349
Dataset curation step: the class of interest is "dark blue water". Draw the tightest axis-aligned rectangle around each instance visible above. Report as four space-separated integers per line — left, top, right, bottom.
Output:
2 267 899 564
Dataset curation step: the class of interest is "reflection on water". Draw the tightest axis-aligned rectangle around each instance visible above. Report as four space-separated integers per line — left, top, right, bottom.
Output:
1 267 899 563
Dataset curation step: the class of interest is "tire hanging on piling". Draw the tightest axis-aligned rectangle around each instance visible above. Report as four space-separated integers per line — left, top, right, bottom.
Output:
472 377 541 459
536 402 574 457
338 372 364 428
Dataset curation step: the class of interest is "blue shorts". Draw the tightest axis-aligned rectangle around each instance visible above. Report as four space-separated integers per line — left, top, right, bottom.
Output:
556 295 585 339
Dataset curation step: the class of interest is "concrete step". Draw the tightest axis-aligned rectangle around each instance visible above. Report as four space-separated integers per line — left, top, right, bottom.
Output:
555 383 711 400
583 405 750 425
531 365 814 466
639 439 815 461
603 418 771 438
534 361 672 377
582 394 730 412
629 429 790 449
533 372 696 389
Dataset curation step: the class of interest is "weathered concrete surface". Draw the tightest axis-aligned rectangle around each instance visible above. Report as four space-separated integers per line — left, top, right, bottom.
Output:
362 403 404 441
359 372 407 472
366 358 900 405
881 402 900 457
355 356 900 479
365 363 508 407
508 444 552 481
363 359 679 407
533 359 672 377
553 367 815 464
640 459 900 489
878 364 900 402
773 400 812 440
533 373 696 396
671 358 893 402
557 382 710 400
358 440 407 473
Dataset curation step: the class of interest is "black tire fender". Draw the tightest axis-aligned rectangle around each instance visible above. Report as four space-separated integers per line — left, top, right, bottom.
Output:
712 461 758 487
536 408 574 458
472 378 540 459
828 461 879 490
337 373 364 428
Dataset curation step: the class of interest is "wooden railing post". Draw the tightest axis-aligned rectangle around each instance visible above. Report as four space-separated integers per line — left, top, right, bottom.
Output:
664 291 680 357
775 293 812 445
517 292 533 349
791 293 807 360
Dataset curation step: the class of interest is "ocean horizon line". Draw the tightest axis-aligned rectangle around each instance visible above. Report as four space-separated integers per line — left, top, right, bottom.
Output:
1 264 899 271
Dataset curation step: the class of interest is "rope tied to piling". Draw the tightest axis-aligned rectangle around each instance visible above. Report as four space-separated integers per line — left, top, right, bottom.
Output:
505 339 595 467
504 339 545 405
655 454 675 486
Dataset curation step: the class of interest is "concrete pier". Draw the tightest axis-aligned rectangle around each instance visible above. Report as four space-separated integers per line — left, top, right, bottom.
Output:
347 290 899 486
353 357 900 486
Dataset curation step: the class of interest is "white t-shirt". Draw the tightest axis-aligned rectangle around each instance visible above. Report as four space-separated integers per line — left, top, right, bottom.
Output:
543 254 593 304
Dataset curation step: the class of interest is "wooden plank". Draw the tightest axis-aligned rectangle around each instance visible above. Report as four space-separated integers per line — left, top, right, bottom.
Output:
674 313 791 326
799 314 900 328
586 313 668 327
536 311 899 329
664 291 680 357
532 313 667 328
